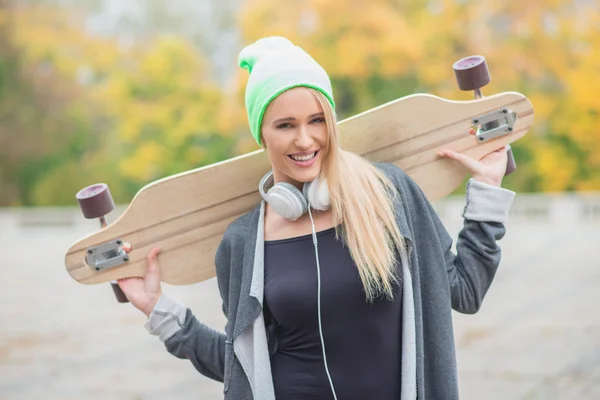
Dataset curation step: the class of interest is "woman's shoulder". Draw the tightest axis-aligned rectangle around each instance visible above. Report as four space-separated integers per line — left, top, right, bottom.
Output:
372 161 437 223
373 161 408 180
372 161 421 197
218 204 261 250
214 204 260 274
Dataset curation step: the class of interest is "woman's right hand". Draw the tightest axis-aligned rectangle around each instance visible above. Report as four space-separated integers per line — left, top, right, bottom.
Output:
117 247 163 317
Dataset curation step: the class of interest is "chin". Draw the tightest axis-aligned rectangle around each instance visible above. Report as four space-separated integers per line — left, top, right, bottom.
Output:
286 165 321 185
280 150 325 185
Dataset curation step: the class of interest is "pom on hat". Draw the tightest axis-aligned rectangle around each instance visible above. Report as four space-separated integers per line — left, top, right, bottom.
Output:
239 36 296 73
238 36 335 146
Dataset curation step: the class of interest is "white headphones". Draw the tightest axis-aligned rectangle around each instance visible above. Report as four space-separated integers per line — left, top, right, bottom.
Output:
259 170 331 220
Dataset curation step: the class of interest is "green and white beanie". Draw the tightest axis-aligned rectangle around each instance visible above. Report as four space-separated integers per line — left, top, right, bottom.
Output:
238 36 336 146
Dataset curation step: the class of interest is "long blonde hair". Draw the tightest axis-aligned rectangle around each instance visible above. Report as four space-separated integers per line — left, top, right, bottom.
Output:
311 88 407 302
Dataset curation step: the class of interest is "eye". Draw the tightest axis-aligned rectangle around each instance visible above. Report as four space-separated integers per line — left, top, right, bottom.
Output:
311 117 325 124
276 122 294 129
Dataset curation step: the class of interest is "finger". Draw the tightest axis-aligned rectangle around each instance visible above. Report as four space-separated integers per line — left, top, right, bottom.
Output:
437 150 482 173
148 247 161 260
117 276 139 286
438 150 484 175
146 247 161 273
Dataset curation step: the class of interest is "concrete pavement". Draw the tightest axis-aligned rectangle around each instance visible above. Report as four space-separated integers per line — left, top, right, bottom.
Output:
1 193 598 399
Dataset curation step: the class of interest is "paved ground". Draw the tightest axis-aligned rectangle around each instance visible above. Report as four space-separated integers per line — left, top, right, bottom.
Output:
0 193 598 399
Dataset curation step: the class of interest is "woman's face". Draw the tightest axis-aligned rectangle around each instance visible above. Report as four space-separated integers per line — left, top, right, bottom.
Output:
261 87 328 189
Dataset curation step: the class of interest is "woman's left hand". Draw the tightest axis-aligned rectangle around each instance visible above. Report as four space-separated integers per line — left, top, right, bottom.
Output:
436 145 508 188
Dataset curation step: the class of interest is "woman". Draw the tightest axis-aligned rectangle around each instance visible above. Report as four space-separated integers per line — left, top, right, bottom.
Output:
118 36 515 400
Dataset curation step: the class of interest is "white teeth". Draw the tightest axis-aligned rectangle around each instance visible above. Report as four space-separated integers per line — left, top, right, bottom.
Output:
291 152 316 162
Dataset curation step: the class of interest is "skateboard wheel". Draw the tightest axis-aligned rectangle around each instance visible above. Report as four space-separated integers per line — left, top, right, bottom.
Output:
76 183 115 219
111 282 130 303
505 147 517 175
453 55 491 91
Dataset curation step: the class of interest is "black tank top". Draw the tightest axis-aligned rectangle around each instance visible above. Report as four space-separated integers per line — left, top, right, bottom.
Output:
264 226 403 399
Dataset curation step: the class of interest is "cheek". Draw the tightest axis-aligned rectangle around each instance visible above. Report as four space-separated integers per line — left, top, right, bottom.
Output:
262 134 287 161
312 124 328 146
264 129 292 150
312 122 326 135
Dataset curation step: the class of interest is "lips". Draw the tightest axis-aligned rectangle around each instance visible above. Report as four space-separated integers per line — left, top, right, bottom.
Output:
287 150 320 168
289 151 317 162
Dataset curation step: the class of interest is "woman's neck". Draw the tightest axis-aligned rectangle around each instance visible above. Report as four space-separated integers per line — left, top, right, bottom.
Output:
263 203 335 241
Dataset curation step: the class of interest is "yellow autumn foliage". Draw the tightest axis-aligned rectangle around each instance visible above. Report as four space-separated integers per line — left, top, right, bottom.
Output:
2 0 600 206
2 3 244 204
118 141 165 182
238 0 600 193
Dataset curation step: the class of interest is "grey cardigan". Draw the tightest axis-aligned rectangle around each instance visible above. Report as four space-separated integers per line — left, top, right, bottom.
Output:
144 162 516 399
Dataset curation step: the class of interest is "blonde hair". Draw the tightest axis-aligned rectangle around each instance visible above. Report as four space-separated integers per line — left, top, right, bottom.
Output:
307 88 407 301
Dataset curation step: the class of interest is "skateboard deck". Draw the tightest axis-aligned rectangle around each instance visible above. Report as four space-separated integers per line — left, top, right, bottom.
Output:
65 91 533 287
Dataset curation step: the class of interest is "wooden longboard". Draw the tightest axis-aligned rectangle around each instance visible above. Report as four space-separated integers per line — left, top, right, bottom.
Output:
64 92 533 286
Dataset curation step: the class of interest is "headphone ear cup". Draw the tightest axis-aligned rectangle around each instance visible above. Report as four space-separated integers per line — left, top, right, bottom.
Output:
303 177 331 211
265 182 308 221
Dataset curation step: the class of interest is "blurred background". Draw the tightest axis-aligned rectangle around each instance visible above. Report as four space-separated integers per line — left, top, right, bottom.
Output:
0 0 598 399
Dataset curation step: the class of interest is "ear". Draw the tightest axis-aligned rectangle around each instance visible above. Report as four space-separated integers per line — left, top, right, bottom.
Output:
260 134 268 150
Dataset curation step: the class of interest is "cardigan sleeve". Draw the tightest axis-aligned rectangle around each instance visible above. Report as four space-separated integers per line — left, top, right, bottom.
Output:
395 167 515 314
144 232 233 382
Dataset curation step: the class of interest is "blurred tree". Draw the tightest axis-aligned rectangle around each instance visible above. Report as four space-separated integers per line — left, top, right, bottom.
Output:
237 0 600 192
0 0 19 203
0 2 104 206
2 0 599 207
96 35 244 200
492 1 600 192
1 2 246 206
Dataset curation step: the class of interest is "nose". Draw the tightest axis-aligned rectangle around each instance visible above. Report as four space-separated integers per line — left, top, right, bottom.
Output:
294 125 313 149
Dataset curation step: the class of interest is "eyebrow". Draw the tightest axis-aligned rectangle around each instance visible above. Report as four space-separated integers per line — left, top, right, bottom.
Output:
272 112 324 125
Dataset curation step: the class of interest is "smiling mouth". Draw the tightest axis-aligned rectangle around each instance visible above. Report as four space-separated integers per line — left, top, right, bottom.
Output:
288 151 318 162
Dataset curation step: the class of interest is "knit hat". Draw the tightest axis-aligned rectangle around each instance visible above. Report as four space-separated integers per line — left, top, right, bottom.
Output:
238 36 336 146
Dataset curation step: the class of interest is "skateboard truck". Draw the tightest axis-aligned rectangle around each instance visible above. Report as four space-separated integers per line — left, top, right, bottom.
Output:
453 55 517 175
76 183 131 303
85 239 130 272
471 107 518 142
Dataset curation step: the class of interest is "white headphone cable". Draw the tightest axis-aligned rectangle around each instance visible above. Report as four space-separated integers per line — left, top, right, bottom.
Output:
307 204 338 400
